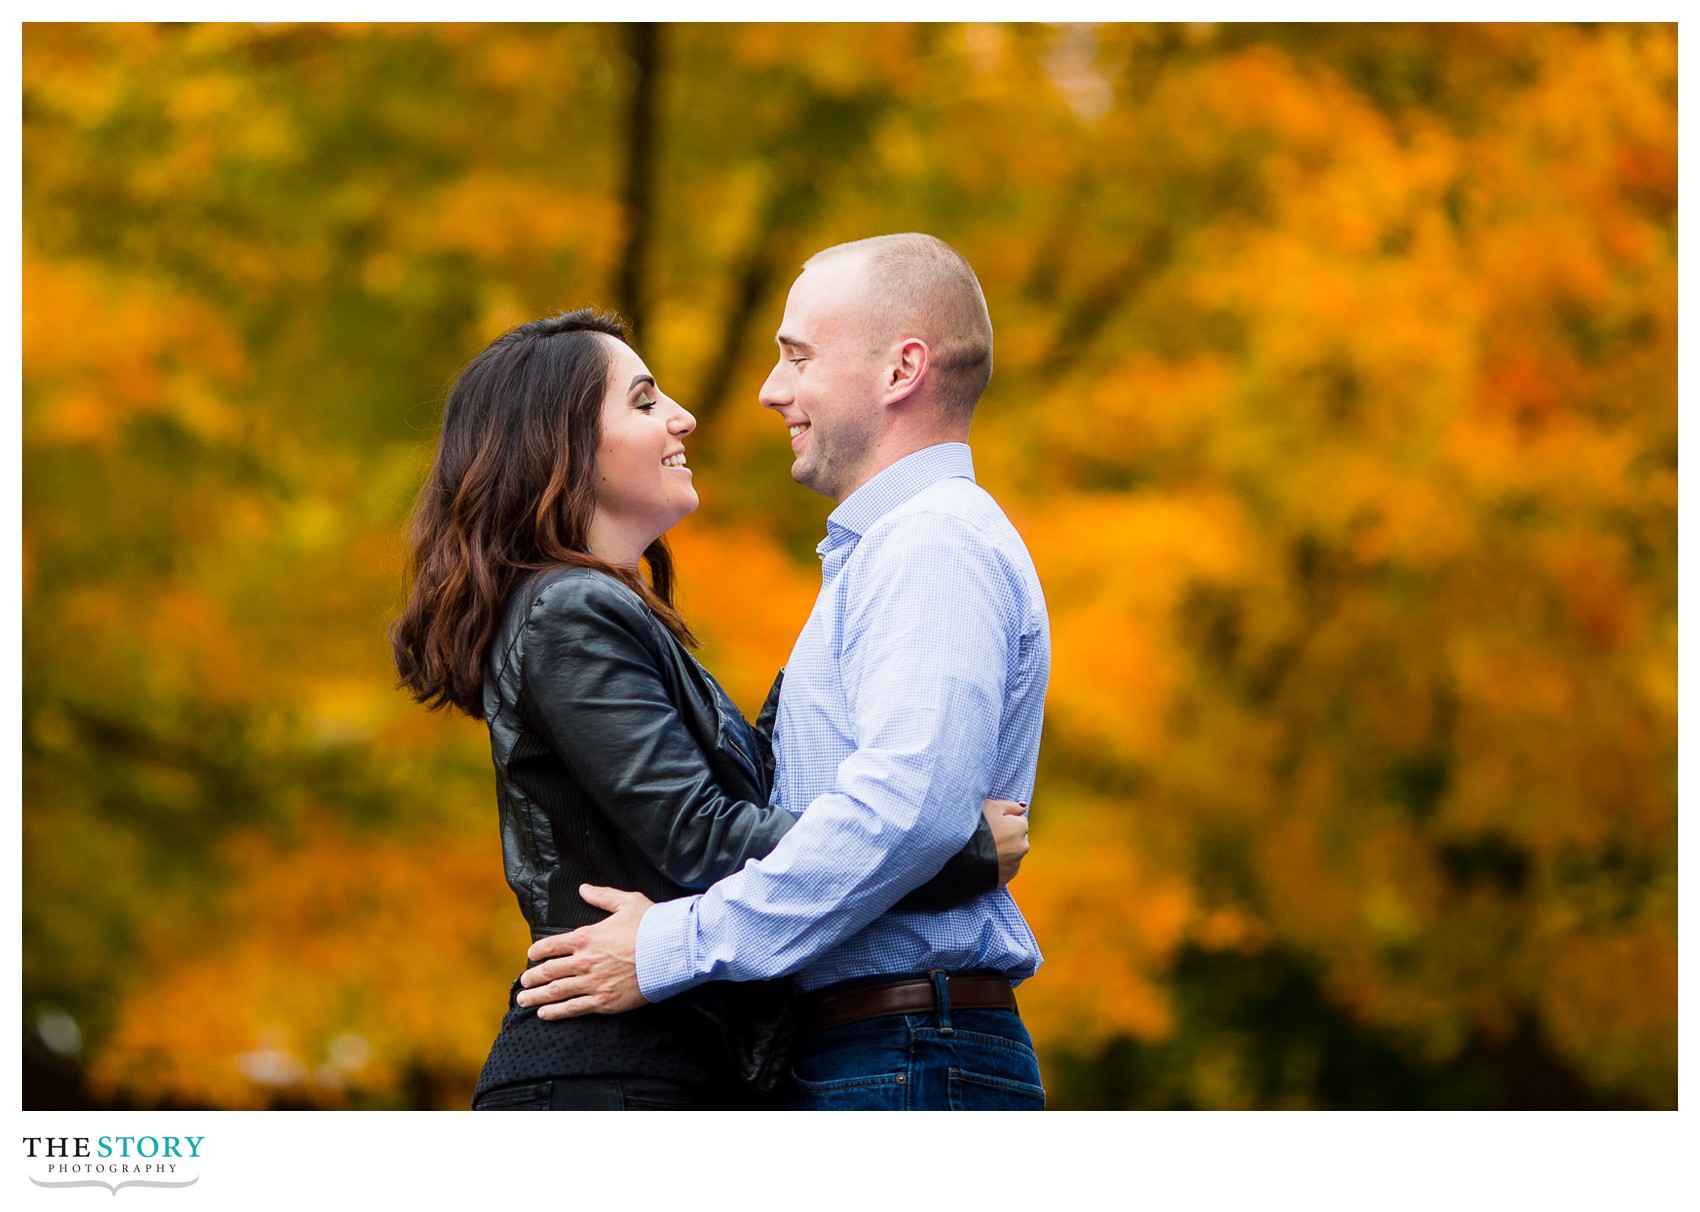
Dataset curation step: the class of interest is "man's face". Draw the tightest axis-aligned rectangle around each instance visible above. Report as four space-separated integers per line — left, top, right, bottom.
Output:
759 258 886 502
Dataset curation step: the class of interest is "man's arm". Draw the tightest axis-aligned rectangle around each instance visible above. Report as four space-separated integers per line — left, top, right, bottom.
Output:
520 797 1028 1016
518 512 1017 1016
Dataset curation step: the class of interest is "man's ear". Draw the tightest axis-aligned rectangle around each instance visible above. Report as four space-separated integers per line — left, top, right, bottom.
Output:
883 337 930 406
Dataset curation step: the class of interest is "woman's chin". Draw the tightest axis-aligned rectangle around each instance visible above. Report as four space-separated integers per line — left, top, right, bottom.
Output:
660 494 700 534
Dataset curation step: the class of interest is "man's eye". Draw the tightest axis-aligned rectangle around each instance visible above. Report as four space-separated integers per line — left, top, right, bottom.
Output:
788 357 808 366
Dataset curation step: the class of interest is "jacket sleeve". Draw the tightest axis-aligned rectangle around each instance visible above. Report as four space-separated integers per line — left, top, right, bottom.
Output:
892 817 1000 911
517 574 796 891
749 668 1000 912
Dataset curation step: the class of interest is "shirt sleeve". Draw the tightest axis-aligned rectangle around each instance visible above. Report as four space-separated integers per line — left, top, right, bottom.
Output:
636 512 1013 1000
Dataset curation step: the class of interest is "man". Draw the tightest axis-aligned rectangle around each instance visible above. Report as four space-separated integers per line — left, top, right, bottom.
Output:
518 233 1051 1110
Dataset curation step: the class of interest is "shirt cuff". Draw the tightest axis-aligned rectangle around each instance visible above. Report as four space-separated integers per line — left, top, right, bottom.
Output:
634 896 703 1003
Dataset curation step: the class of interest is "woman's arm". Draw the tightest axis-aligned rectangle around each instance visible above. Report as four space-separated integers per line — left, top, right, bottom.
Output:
518 573 795 890
892 799 1026 911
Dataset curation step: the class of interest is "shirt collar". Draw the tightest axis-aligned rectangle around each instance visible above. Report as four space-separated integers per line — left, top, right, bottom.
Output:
823 443 976 543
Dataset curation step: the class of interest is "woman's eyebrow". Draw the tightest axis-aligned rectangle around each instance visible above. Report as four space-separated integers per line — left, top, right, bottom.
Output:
629 374 656 394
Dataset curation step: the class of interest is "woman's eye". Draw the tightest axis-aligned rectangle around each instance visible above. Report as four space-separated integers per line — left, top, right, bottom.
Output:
636 398 657 412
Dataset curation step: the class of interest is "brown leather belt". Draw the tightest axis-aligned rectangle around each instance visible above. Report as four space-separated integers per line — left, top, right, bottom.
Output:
797 974 1017 1035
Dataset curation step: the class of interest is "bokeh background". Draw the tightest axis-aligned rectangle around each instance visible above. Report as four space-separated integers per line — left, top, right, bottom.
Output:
22 22 1675 1110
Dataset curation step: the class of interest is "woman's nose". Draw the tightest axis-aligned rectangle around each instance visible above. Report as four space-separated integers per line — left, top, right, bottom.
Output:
669 402 696 435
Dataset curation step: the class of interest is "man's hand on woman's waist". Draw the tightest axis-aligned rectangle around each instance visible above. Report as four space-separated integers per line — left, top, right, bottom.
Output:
516 884 653 1018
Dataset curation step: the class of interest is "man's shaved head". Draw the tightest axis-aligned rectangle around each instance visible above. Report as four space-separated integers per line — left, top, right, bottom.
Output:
803 233 994 417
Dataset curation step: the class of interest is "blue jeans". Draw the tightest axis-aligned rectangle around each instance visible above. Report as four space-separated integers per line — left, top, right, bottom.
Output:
782 997 1046 1111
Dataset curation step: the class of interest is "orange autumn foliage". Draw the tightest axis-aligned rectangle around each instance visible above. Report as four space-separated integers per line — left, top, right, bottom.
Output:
23 22 1674 1109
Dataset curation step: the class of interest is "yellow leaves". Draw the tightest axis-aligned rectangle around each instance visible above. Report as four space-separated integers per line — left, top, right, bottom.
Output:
22 23 151 126
303 678 396 748
667 521 819 715
24 257 249 448
141 585 262 709
1028 489 1246 604
958 23 1009 78
1190 44 1391 166
165 71 245 126
1025 353 1236 475
733 24 917 95
1194 228 1477 431
1025 490 1246 760
1262 807 1443 960
1511 24 1674 196
21 23 1677 1109
403 173 624 270
1538 913 1676 1104
1441 614 1659 858
279 495 346 556
473 32 554 93
1288 453 1473 573
731 24 790 69
1442 408 1641 512
1015 791 1191 1047
1051 603 1176 759
1538 530 1640 651
92 816 522 1108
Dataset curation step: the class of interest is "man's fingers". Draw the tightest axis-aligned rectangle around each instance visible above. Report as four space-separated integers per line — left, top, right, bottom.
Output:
515 973 595 1008
578 883 637 912
536 992 614 1020
527 928 585 962
517 955 584 988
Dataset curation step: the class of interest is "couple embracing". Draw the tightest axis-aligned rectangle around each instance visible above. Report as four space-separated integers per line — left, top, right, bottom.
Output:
392 233 1050 1111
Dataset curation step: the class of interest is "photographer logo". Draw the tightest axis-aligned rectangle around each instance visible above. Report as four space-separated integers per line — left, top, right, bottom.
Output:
22 1135 202 1195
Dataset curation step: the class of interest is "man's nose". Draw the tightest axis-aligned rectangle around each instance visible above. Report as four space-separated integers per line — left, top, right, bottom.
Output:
758 363 788 410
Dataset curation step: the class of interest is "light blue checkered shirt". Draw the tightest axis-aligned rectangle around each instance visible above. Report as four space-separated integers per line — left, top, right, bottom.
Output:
636 442 1049 997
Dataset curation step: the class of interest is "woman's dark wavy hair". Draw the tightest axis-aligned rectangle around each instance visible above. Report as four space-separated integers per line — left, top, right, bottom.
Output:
391 308 695 718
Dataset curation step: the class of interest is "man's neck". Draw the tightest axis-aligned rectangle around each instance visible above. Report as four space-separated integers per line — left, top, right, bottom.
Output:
833 430 970 505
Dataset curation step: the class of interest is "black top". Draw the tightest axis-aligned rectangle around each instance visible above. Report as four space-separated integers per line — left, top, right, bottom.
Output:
472 567 1001 1100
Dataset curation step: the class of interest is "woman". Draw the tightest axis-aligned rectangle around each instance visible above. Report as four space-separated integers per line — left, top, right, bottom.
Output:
390 310 1021 1110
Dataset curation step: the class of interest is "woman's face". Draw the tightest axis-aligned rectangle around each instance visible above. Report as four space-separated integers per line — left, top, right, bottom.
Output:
590 335 699 550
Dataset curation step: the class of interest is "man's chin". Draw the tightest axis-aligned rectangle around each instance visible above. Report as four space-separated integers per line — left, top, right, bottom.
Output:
790 459 826 495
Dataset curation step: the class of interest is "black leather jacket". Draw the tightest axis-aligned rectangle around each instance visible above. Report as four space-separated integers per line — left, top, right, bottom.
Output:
476 566 999 1093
